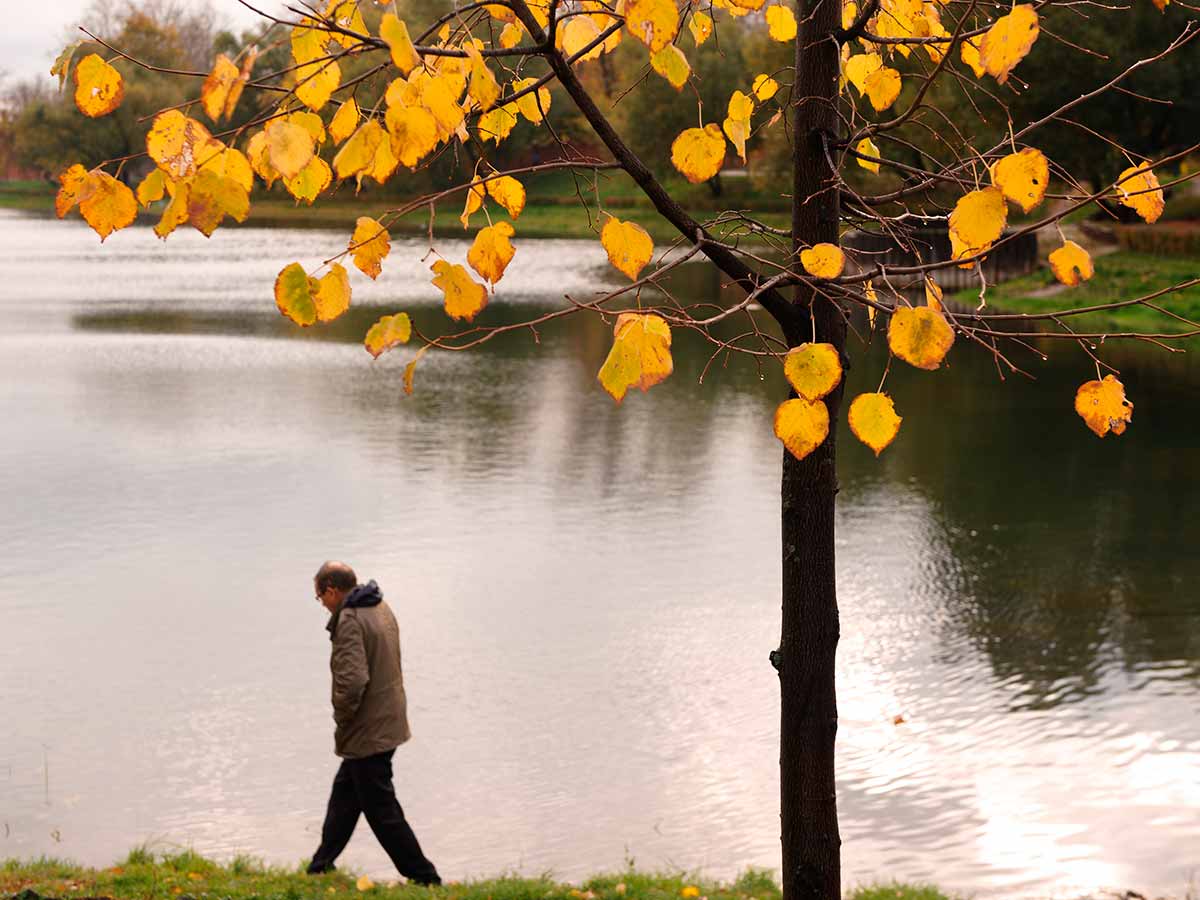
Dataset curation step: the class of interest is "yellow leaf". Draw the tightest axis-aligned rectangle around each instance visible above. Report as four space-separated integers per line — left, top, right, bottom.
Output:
478 104 519 144
723 117 749 163
512 77 551 124
671 123 725 184
386 105 439 168
465 45 501 111
960 39 985 78
601 216 654 281
979 5 1039 84
486 175 526 219
690 11 713 45
949 186 1007 266
291 20 328 65
333 120 384 181
1115 164 1164 224
562 16 605 62
265 118 316 179
366 139 398 186
420 74 467 136
651 45 691 89
500 22 525 49
680 889 701 900
73 53 123 118
56 163 90 217
210 147 253 192
728 90 754 122
275 262 318 326
856 137 880 173
350 217 391 280
727 0 766 11
323 0 366 47
135 167 167 208
990 147 1048 213
380 13 421 73
187 168 250 236
752 73 779 101
625 0 679 51
285 155 333 203
364 312 412 358
78 171 137 241
460 182 485 229
201 55 240 121
598 313 674 403
766 5 798 40
51 41 82 91
842 0 858 30
865 66 901 111
783 342 843 401
1048 240 1093 287
848 392 902 456
314 263 351 323
888 305 954 370
468 221 517 286
924 276 943 311
356 876 374 892
774 398 830 461
329 99 359 144
432 259 489 321
147 110 224 180
1075 374 1132 438
295 58 340 112
844 53 882 94
154 183 190 239
247 131 279 186
288 110 327 146
800 243 845 278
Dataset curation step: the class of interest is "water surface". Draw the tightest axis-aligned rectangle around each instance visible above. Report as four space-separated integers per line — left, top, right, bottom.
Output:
1 211 1197 897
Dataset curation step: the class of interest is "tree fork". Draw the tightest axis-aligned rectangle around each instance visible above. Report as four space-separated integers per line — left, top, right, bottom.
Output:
779 0 845 897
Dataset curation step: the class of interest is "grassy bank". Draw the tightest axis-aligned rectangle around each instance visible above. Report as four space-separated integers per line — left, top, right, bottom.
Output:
0 853 948 900
952 251 1200 334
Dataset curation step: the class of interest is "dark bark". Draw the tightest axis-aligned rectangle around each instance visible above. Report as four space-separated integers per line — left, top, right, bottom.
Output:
777 0 845 897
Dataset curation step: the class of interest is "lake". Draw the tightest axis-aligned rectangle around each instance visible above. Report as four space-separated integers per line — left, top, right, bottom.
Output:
0 209 1197 898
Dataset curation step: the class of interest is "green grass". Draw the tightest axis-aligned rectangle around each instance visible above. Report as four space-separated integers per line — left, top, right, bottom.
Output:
0 854 952 900
951 251 1200 334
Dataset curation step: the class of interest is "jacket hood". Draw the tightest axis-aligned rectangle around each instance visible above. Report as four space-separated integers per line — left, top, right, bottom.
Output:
344 580 383 609
327 580 383 637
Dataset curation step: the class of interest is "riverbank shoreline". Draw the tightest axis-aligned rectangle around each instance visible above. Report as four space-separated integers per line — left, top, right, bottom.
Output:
1 854 953 900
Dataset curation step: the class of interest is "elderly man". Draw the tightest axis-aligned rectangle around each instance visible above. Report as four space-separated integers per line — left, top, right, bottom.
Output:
306 560 441 885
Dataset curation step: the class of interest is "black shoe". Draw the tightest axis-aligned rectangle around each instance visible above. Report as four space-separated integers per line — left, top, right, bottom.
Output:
306 864 337 875
410 876 441 887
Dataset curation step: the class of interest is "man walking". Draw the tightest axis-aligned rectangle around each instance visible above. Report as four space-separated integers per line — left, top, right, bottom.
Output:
307 560 441 885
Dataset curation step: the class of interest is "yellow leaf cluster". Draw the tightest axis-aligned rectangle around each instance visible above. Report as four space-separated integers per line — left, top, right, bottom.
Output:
601 216 655 281
73 54 124 118
275 262 352 327
598 313 674 403
1075 375 1132 438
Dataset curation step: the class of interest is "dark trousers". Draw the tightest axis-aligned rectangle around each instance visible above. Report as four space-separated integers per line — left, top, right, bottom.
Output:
308 749 441 884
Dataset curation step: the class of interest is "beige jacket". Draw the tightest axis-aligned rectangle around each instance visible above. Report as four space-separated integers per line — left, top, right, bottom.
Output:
327 590 412 758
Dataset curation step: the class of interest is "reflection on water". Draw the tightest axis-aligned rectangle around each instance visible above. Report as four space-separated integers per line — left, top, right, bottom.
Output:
0 211 1197 897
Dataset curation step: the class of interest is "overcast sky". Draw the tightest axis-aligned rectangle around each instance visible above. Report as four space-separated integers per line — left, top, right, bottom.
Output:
1 0 279 88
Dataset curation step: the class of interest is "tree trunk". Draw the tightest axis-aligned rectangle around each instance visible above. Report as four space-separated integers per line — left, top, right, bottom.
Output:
777 0 844 897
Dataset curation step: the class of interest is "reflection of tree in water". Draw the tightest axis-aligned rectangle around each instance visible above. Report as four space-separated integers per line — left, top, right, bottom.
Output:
838 334 1200 707
72 258 1200 705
